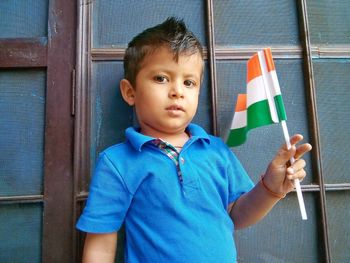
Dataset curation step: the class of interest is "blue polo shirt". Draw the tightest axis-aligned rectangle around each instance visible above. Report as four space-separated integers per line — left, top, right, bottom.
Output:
77 123 254 263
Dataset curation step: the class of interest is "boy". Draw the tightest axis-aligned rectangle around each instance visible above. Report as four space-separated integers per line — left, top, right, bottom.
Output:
77 17 312 263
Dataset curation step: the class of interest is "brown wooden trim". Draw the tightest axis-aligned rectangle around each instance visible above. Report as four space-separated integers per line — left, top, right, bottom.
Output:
215 46 303 59
91 48 209 61
297 1 331 262
73 1 93 261
205 0 219 136
0 38 47 68
88 45 350 62
325 184 350 191
42 0 76 262
311 45 350 58
0 195 44 204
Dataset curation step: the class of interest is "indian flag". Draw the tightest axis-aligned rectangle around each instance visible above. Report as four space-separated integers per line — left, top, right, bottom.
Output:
227 48 287 147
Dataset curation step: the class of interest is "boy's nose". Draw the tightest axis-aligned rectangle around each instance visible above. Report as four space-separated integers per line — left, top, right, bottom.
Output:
169 82 184 98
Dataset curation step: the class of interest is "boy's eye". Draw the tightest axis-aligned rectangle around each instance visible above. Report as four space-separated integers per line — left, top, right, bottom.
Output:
184 79 196 88
154 75 168 83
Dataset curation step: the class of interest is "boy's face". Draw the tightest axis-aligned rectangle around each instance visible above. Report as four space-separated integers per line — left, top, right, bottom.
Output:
122 47 203 138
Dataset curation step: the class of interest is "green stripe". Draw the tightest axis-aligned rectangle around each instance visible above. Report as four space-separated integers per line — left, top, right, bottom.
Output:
274 95 287 121
226 126 247 147
247 100 274 129
227 96 287 147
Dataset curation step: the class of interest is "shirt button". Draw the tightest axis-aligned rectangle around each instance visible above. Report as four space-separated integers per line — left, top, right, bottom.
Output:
180 157 185 164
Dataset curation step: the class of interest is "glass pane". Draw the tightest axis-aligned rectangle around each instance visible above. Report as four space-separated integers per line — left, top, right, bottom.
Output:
90 62 133 169
192 63 212 134
307 0 350 45
90 62 212 171
92 0 206 48
0 203 42 263
214 0 300 46
0 0 48 38
235 193 320 262
216 60 313 184
326 191 350 263
0 70 45 196
313 59 350 184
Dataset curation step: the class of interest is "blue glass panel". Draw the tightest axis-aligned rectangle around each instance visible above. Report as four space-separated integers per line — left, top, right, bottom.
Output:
192 63 212 134
0 203 42 263
0 70 45 196
216 59 312 184
90 62 133 167
326 192 350 263
90 61 211 170
214 0 300 46
307 0 350 45
236 193 319 262
0 0 48 38
92 0 206 48
313 59 350 184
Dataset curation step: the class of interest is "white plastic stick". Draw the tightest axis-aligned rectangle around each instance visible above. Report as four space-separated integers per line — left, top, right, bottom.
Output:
281 120 308 220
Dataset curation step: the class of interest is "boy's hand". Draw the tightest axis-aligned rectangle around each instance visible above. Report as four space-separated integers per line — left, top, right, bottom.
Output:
262 134 312 197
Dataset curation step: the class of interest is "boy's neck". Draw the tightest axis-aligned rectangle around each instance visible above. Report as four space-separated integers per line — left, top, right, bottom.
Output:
141 128 190 147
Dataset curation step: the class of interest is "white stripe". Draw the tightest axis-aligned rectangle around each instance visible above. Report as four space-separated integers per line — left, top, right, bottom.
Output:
231 110 247 129
258 51 279 123
247 71 281 107
267 70 281 95
247 76 267 107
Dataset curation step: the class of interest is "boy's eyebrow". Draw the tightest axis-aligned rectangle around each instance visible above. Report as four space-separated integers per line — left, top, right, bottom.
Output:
183 73 201 80
148 68 201 78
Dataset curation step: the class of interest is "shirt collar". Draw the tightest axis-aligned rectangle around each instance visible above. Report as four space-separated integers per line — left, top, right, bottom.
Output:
125 123 210 152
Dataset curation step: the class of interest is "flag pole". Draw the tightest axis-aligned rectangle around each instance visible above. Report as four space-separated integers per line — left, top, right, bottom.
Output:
281 120 308 220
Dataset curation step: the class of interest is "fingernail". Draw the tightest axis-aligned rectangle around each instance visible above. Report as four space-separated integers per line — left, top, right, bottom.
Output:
287 167 294 174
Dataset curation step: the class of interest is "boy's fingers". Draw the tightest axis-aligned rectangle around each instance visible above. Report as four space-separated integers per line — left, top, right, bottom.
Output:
287 159 306 174
288 134 304 148
287 169 306 181
272 145 296 167
295 143 312 160
272 134 311 168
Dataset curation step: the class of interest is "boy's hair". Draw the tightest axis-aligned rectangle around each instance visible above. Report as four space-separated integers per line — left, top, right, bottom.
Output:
123 17 203 86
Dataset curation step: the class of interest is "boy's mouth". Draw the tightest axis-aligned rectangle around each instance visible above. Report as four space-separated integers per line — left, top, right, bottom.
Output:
166 105 184 112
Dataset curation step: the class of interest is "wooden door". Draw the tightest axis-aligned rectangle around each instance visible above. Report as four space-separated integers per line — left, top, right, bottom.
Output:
0 1 76 262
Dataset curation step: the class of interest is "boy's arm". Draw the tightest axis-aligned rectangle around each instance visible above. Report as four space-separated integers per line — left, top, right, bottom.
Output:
82 232 117 263
229 134 312 229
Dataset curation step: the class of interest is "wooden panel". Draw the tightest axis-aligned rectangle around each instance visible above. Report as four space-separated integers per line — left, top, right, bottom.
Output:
0 70 45 196
0 38 47 68
42 0 76 261
0 203 42 263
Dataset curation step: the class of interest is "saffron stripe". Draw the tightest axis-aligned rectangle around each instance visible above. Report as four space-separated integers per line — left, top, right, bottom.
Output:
235 94 247 112
247 54 262 83
263 48 275 72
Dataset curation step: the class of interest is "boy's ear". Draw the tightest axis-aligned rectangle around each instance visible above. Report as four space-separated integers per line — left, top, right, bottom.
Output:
120 79 135 106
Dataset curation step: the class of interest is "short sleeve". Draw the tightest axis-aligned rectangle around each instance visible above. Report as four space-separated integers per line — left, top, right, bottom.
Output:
76 153 133 233
226 150 255 203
